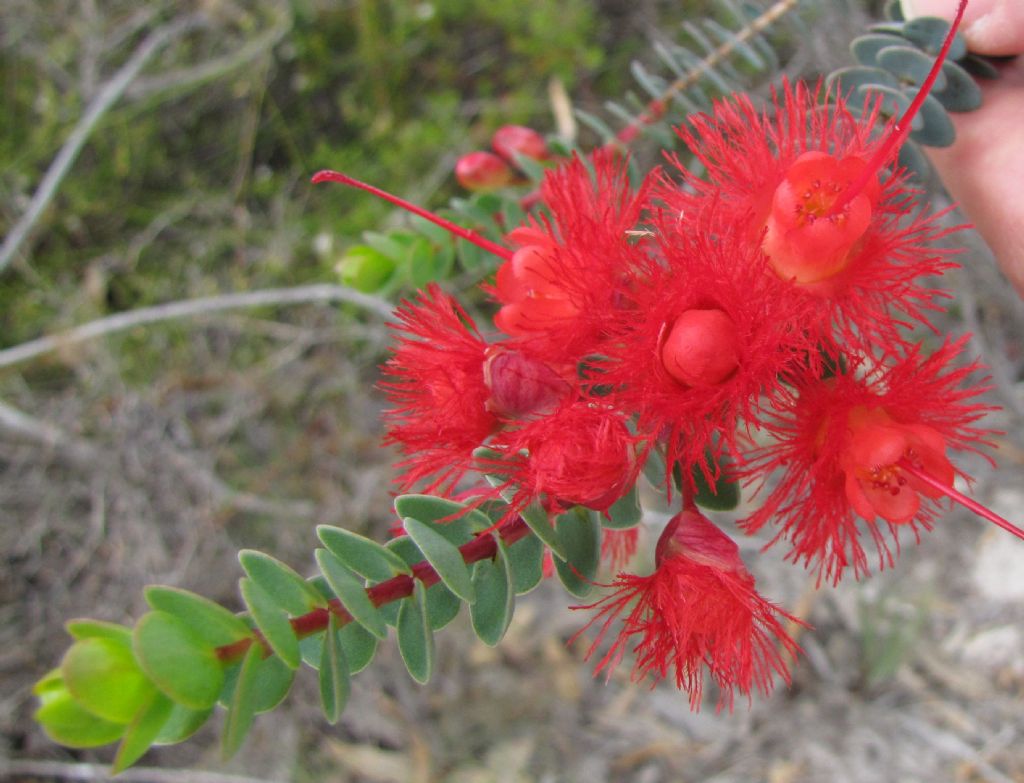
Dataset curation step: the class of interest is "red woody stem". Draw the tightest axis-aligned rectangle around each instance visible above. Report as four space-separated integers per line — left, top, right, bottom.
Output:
312 170 514 262
216 517 533 663
897 457 1024 541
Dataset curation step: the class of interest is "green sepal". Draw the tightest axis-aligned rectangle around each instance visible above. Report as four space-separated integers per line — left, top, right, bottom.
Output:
470 540 514 646
506 530 544 595
553 510 601 598
394 493 490 534
221 643 261 760
154 703 213 745
111 691 174 773
133 611 225 710
238 578 301 670
386 536 461 630
34 673 126 748
239 550 326 616
604 482 642 529
317 525 411 582
403 517 476 603
318 616 351 724
144 586 252 647
65 619 133 645
314 548 388 639
396 581 434 684
61 637 156 724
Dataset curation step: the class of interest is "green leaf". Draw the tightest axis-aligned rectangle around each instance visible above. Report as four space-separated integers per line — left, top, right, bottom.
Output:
314 548 388 639
154 703 213 745
219 648 295 714
505 531 544 595
221 643 261 759
934 60 982 111
403 517 476 603
910 93 955 147
604 482 642 529
903 16 967 59
877 45 948 91
317 525 411 582
394 494 490 535
65 619 133 645
470 541 514 646
690 453 741 512
518 500 567 560
553 510 601 598
61 637 156 724
318 616 351 724
145 586 252 647
339 620 379 674
133 611 225 710
336 244 396 292
35 682 126 748
239 550 325 616
112 691 174 773
238 578 301 670
850 33 904 67
396 582 434 684
641 447 667 489
387 536 461 630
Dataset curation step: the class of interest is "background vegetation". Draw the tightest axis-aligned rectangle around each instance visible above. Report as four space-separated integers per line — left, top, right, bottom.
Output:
3 1 1024 781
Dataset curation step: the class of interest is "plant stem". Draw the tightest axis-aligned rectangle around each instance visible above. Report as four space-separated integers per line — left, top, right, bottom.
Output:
216 516 533 663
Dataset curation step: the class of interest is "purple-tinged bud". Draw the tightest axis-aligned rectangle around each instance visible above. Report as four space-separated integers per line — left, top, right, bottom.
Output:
483 348 569 418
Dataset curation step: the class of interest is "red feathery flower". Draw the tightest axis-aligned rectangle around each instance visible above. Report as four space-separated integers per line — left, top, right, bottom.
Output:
575 509 800 710
484 401 642 514
601 527 640 572
598 200 816 484
668 79 958 353
491 152 655 362
381 285 497 493
740 338 994 585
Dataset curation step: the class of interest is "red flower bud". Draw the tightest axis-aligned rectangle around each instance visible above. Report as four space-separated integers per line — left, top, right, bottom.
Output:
492 125 549 164
660 309 740 387
654 509 744 572
483 348 570 418
455 151 515 192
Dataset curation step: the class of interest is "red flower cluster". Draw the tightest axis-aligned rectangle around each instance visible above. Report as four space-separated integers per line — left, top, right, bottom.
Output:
313 0 1016 711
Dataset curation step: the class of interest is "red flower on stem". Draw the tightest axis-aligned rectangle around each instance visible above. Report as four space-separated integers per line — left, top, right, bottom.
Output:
574 509 801 710
740 338 997 585
381 285 497 494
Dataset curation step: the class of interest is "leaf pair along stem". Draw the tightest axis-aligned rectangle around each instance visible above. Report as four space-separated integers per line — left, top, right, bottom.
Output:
215 517 533 664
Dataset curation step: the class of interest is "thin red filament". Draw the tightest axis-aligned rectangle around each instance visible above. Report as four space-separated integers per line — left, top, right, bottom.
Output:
897 457 1024 541
312 169 514 261
829 0 968 214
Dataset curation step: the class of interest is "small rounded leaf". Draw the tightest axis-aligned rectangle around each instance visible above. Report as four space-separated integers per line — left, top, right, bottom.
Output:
112 692 175 773
145 586 252 647
403 517 476 604
62 637 156 724
239 550 325 616
396 582 434 684
506 531 544 595
133 611 226 709
314 548 388 639
35 685 126 748
553 510 601 598
239 577 301 670
317 525 411 582
470 543 514 646
336 245 396 292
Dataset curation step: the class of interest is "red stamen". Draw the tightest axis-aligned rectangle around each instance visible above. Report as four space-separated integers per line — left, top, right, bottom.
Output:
829 0 968 214
897 457 1024 541
312 169 514 261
